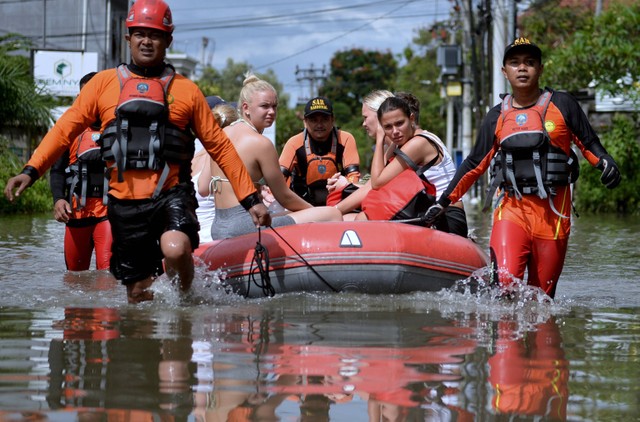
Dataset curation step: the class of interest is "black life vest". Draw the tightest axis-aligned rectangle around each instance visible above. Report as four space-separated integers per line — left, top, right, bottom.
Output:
487 89 577 204
66 129 107 209
100 64 194 198
291 128 342 205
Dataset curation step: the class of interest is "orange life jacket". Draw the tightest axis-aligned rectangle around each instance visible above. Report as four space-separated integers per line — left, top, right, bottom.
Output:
290 128 342 204
66 129 107 209
361 144 437 221
100 64 194 198
489 89 577 202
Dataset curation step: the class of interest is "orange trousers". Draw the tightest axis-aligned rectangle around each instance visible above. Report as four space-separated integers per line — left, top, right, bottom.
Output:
64 219 112 271
489 219 568 298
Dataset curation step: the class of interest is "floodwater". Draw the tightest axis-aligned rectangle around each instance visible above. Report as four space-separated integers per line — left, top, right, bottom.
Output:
0 210 638 421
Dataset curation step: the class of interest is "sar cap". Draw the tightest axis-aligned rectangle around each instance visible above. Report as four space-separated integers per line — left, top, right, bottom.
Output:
503 37 542 65
304 96 333 117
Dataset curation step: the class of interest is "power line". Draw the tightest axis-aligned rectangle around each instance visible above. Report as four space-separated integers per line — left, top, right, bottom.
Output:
254 0 421 70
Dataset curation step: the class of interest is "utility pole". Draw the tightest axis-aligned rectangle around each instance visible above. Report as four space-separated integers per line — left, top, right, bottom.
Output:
295 64 326 105
460 0 473 160
492 0 509 107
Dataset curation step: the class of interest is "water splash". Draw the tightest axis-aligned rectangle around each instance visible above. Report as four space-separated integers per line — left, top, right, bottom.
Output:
148 258 244 307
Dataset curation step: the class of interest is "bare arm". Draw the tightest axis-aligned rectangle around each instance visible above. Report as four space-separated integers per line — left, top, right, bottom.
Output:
371 134 439 189
336 180 371 214
257 139 312 211
369 124 388 189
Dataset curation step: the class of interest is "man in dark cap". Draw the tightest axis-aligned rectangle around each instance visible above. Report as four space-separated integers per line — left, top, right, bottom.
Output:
279 96 360 206
424 37 621 299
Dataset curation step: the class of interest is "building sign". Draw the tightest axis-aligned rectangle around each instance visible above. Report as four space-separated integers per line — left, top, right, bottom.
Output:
33 50 99 97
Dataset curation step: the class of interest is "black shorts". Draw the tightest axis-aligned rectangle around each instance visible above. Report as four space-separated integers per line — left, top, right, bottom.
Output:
434 206 468 238
108 183 200 285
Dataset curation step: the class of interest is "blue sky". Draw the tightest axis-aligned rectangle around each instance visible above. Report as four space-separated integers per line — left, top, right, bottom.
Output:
165 0 452 106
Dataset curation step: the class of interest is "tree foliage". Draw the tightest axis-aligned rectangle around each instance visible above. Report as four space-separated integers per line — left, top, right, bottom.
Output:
0 135 52 214
195 58 289 107
522 1 640 98
320 48 398 118
0 34 54 132
574 114 640 214
395 27 447 139
518 0 592 55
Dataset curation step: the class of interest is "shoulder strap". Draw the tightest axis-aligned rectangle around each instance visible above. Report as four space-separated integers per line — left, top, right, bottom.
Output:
537 88 553 120
501 93 512 114
303 128 311 156
332 127 342 169
393 138 439 176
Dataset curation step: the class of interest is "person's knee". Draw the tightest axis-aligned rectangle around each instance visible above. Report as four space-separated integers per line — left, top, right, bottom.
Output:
161 231 192 260
326 206 343 221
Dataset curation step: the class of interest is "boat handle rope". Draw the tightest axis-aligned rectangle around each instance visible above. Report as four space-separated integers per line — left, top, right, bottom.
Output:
247 226 276 297
246 225 338 297
268 225 338 292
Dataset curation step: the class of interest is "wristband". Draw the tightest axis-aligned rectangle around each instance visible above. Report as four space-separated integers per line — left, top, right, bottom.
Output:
20 166 39 187
240 192 262 210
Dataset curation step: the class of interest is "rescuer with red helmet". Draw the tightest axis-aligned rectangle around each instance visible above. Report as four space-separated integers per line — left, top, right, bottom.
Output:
5 0 270 303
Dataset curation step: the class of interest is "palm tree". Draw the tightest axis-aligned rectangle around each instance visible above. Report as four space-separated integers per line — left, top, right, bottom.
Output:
0 34 54 156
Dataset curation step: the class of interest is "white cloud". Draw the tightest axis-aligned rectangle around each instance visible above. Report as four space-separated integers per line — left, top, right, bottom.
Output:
165 0 450 105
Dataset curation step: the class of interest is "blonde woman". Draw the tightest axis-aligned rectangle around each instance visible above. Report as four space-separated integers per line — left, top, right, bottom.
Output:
199 74 341 240
326 89 394 219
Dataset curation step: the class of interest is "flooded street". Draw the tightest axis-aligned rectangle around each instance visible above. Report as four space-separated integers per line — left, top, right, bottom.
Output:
0 211 638 420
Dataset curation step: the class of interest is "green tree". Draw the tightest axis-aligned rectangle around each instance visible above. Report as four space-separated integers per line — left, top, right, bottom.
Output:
395 28 447 138
518 0 592 55
574 115 640 214
0 135 52 214
320 48 398 117
196 58 289 107
521 1 640 98
0 34 54 214
195 58 303 153
0 34 54 134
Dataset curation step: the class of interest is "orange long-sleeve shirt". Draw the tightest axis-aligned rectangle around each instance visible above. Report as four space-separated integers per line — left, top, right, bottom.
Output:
441 90 609 240
27 66 256 202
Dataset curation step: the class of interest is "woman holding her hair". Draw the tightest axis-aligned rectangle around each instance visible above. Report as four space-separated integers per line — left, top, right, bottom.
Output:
354 96 467 237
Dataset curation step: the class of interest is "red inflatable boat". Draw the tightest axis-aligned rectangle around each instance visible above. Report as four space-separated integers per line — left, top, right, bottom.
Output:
194 221 489 298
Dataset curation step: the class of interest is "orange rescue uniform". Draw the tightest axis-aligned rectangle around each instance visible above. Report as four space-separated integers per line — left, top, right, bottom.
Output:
440 89 611 297
26 68 256 203
279 129 360 206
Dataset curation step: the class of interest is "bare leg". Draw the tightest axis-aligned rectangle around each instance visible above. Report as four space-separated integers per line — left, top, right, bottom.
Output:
354 211 369 221
161 230 194 293
289 206 343 224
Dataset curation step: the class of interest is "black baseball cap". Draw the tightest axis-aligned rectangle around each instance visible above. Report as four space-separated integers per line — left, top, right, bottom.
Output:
503 37 542 65
206 95 226 109
304 96 333 117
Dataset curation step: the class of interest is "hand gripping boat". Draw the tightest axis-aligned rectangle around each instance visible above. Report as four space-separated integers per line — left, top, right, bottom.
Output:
194 221 489 298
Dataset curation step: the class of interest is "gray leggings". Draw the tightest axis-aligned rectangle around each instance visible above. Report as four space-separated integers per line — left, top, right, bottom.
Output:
211 205 295 240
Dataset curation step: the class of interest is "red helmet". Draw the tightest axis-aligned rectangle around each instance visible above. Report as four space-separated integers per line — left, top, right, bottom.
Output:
126 0 174 34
